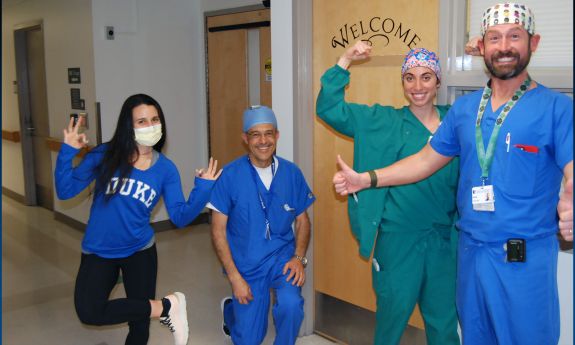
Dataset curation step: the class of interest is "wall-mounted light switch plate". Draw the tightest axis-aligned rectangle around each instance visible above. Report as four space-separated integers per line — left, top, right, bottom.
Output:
106 26 115 40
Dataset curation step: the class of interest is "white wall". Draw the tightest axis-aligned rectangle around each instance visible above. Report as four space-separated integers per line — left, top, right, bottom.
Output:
271 1 294 161
2 0 96 218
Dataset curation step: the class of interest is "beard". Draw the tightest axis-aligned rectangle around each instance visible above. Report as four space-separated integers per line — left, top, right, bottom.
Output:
484 42 532 80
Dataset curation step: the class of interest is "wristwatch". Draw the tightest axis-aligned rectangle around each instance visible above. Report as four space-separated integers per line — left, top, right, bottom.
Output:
294 255 308 268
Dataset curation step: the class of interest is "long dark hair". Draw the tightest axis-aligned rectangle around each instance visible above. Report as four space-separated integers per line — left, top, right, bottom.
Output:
95 94 167 200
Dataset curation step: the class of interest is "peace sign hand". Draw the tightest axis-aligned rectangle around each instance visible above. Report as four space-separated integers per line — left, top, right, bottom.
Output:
195 157 223 181
63 117 88 149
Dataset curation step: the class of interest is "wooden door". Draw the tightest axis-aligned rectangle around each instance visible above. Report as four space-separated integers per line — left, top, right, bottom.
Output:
206 9 271 166
313 0 440 331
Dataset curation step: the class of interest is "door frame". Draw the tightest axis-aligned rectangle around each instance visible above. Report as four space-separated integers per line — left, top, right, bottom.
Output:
204 4 268 163
14 20 44 206
291 0 314 335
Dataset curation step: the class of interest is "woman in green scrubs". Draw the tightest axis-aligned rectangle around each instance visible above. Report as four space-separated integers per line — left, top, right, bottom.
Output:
316 43 460 345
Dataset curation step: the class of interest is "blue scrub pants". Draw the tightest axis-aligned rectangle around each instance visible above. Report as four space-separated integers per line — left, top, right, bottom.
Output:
457 231 560 345
224 256 304 345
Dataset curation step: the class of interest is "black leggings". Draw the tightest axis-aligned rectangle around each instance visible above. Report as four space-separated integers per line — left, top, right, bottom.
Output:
74 244 157 345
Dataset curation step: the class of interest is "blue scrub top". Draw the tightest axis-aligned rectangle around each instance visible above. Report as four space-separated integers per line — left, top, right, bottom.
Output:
210 155 315 277
431 84 573 242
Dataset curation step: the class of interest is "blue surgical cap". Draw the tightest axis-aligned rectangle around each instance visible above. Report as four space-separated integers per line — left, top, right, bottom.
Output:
243 105 277 132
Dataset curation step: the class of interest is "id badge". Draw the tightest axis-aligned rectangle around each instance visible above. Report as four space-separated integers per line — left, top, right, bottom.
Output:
472 185 495 212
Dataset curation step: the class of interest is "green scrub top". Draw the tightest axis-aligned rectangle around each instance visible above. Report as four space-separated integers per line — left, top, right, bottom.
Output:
316 64 459 258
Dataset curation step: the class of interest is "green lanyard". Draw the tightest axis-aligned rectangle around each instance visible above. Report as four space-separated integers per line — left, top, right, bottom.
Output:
475 75 531 183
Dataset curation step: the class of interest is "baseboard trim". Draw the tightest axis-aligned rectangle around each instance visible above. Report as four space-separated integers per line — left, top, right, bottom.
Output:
314 292 427 345
313 330 347 344
2 187 26 204
314 292 375 345
54 211 87 232
151 211 210 232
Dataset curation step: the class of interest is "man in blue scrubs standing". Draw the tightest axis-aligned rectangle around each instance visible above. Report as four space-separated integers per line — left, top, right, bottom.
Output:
332 3 573 345
209 105 315 345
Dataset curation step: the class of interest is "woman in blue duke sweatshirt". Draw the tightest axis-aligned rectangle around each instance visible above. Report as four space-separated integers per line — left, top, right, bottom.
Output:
55 94 221 345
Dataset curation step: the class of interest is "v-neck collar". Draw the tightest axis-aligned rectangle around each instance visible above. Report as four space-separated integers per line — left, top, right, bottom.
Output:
404 106 442 135
247 155 279 193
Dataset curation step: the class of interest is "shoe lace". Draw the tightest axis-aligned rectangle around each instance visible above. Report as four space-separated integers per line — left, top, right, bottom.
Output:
160 316 175 333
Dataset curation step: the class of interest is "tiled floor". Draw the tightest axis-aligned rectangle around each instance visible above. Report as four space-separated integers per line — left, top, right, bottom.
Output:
2 196 335 345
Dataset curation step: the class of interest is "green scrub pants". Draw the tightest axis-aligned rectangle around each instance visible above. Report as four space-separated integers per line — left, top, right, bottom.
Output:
371 229 460 345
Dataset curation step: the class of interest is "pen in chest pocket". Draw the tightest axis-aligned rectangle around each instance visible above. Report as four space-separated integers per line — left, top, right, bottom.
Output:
506 132 511 153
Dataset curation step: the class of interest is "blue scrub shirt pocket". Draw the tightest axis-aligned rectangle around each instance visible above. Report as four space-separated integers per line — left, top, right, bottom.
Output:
229 203 251 239
269 200 297 237
502 145 540 197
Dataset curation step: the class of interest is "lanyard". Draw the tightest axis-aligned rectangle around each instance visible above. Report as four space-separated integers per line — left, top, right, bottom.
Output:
475 75 531 183
247 156 276 240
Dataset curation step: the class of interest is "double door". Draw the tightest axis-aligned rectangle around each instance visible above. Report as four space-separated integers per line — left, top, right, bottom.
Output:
206 8 271 166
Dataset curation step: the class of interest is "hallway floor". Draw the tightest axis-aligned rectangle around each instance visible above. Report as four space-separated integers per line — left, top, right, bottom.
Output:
2 196 335 345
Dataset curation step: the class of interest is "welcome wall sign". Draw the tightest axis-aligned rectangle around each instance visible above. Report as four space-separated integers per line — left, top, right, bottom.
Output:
331 16 422 50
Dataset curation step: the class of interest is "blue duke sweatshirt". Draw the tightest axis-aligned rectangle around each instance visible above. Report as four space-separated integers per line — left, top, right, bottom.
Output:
55 143 214 258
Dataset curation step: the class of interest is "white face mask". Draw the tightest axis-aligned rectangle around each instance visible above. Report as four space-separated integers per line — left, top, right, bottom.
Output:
134 124 162 147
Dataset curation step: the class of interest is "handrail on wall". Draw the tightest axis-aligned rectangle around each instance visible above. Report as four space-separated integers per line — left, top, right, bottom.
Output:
2 130 21 142
45 136 92 157
2 131 93 157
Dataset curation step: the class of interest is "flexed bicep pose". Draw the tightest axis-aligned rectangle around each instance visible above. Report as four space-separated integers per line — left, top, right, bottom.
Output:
333 3 573 345
55 94 221 345
317 43 460 345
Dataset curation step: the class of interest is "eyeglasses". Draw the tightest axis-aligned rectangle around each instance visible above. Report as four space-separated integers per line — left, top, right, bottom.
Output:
246 130 276 140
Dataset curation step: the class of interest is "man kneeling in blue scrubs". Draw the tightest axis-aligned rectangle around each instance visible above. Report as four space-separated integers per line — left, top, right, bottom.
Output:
209 105 315 345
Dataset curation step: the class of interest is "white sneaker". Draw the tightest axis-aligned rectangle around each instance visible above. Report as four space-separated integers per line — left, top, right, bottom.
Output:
160 292 189 345
220 296 232 339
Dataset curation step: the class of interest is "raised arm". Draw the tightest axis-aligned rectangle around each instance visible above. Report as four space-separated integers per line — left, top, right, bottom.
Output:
316 41 375 137
211 211 253 304
164 158 221 228
54 117 99 200
333 143 453 195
